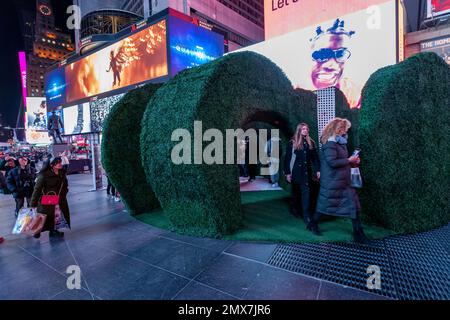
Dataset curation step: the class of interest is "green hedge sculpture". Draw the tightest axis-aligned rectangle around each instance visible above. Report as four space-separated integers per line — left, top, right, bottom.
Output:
140 52 316 237
359 52 450 233
102 83 162 215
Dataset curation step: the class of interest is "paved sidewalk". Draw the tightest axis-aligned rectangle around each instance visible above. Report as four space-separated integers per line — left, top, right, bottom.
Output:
0 174 388 300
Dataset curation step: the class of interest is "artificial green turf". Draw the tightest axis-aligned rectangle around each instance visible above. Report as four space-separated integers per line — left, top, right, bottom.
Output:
136 190 395 243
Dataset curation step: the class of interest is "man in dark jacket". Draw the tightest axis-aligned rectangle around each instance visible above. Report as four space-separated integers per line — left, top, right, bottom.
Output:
6 156 36 217
0 155 18 194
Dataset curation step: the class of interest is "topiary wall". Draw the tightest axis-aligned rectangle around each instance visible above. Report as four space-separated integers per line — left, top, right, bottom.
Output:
102 83 162 215
140 51 316 237
359 52 450 233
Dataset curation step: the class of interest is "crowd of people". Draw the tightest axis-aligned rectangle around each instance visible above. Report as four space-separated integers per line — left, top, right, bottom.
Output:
0 117 366 245
0 150 71 243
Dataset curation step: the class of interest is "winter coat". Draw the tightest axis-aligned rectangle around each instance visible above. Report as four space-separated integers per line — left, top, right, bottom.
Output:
6 165 36 199
30 169 70 232
284 140 320 186
316 140 360 219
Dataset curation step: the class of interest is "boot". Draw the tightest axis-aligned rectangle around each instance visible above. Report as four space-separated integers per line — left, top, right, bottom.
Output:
353 227 370 244
307 213 322 236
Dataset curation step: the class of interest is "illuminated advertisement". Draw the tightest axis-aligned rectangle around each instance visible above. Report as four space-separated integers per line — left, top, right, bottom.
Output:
421 35 450 65
45 68 67 110
90 93 125 132
427 0 450 17
26 130 51 145
47 109 64 134
63 103 91 135
240 0 398 109
18 52 27 108
65 20 167 104
168 16 224 76
25 97 47 131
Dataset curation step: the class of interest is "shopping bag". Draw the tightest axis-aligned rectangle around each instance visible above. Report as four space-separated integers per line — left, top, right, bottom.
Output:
350 167 363 188
54 205 70 230
12 208 46 235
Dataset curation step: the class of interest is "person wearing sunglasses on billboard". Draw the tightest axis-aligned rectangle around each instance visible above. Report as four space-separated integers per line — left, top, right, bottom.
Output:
310 19 361 109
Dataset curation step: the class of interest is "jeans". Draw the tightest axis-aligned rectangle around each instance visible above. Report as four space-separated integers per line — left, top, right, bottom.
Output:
15 197 31 215
291 183 312 219
107 179 116 196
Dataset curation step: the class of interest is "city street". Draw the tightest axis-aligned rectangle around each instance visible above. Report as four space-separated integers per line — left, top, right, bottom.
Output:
0 173 388 300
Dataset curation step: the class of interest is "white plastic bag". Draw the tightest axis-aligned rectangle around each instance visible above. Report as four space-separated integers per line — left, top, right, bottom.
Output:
12 208 46 235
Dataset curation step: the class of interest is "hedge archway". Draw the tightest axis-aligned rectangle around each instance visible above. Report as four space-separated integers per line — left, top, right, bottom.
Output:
140 52 316 237
359 52 450 233
102 83 162 215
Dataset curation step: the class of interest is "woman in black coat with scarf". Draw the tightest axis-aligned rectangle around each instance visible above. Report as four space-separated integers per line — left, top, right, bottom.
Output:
307 118 369 244
284 123 320 224
30 157 70 238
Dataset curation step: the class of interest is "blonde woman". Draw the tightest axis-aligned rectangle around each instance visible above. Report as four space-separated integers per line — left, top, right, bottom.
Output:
284 123 320 224
307 118 369 244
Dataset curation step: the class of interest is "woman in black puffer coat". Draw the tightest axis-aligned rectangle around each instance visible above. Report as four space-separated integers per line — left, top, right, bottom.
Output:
307 118 369 244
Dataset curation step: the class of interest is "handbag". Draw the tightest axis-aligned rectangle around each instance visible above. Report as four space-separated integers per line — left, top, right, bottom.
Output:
41 181 64 205
350 167 363 188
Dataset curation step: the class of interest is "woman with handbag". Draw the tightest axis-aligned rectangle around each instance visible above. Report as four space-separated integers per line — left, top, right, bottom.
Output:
307 118 369 244
30 157 70 239
284 123 320 224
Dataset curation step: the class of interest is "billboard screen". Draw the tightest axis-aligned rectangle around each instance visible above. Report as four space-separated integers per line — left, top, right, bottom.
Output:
168 16 224 77
47 109 64 135
26 130 51 145
242 0 398 109
25 97 47 131
90 93 125 132
65 19 167 105
427 0 450 17
18 52 27 108
421 35 450 65
63 103 91 135
45 68 67 110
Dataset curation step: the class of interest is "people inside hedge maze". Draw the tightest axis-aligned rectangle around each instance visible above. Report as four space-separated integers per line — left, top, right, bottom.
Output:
244 136 257 182
284 123 320 224
265 136 282 188
307 118 369 244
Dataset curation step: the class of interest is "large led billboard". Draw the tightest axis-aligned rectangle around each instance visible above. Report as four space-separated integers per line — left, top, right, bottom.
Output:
65 20 167 104
241 0 399 109
168 16 224 77
63 103 91 135
26 130 51 145
25 97 47 131
45 68 67 110
427 0 450 18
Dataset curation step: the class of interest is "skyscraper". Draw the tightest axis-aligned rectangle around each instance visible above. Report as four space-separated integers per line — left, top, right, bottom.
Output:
24 0 75 97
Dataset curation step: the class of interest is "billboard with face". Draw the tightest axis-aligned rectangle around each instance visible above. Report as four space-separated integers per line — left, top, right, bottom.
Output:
25 97 47 131
241 0 399 109
168 16 224 77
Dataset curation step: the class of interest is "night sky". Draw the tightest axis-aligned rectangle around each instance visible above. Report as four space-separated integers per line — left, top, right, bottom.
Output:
0 0 73 128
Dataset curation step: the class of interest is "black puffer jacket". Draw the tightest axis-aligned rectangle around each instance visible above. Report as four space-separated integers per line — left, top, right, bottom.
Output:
316 140 360 219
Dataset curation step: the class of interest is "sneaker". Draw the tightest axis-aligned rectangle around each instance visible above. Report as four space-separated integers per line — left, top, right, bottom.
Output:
114 197 121 202
272 183 279 188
